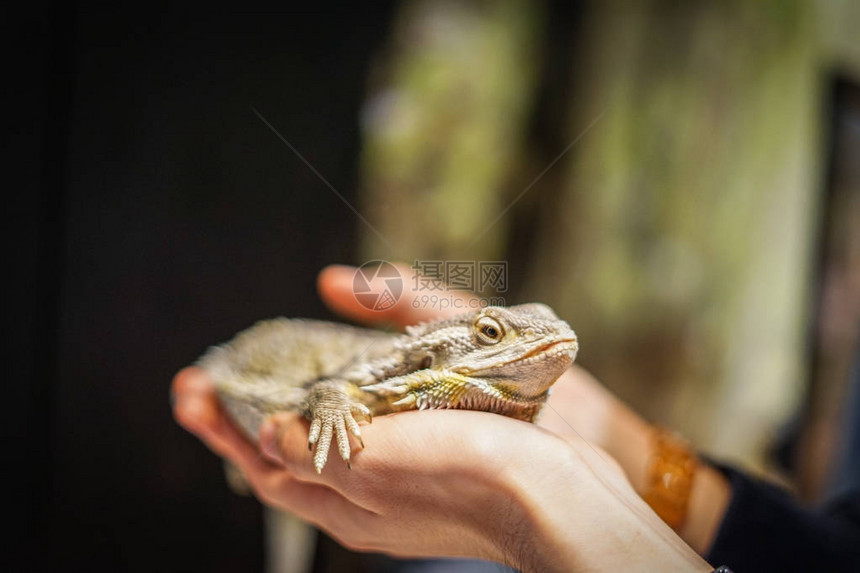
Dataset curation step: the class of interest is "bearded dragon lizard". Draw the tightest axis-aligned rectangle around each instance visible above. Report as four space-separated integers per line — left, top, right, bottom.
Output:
197 303 578 473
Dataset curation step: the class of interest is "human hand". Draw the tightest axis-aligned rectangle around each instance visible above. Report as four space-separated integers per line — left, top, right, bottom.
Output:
173 263 714 570
173 366 709 572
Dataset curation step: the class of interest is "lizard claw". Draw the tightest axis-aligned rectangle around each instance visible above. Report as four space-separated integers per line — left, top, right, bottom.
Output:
344 411 365 449
311 416 335 473
306 399 370 473
307 417 322 451
351 402 372 423
362 381 411 397
392 393 418 408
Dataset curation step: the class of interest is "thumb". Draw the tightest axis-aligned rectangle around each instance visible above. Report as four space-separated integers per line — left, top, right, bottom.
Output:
317 263 476 328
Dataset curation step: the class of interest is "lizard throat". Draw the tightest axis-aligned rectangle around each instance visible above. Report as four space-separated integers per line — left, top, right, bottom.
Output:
415 388 549 422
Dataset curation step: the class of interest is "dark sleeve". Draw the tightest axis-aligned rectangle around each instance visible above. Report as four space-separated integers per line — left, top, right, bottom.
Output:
705 464 860 573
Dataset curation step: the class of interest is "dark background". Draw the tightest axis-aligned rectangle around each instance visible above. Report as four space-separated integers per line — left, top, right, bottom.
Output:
8 2 395 571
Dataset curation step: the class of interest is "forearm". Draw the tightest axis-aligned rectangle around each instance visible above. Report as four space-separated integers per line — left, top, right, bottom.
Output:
487 434 713 572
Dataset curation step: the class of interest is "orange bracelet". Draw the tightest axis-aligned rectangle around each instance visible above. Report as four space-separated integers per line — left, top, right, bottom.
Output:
641 426 698 530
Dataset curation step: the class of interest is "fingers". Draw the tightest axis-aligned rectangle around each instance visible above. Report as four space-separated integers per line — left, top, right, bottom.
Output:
317 263 478 328
258 408 508 506
253 469 381 537
260 413 342 482
173 368 379 532
258 412 384 513
172 367 278 479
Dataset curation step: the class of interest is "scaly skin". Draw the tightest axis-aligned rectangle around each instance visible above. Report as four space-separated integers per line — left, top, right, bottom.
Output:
197 303 578 473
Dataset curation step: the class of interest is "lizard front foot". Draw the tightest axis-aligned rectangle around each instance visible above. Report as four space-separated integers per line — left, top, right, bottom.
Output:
302 383 371 473
363 369 472 411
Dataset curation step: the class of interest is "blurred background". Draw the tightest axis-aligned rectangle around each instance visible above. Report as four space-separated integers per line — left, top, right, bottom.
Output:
7 1 859 571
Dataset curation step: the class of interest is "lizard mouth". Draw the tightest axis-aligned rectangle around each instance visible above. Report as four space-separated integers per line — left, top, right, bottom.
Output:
517 338 578 363
463 338 579 376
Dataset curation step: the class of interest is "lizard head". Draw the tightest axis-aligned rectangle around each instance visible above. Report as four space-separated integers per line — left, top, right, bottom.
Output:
403 303 578 404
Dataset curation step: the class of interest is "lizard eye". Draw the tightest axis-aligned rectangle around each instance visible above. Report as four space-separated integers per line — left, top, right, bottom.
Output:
476 316 504 344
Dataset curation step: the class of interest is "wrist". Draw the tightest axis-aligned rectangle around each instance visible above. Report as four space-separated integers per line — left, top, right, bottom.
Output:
678 463 731 554
634 426 731 554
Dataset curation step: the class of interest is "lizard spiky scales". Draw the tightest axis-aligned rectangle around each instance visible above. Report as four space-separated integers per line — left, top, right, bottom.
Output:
197 304 578 473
